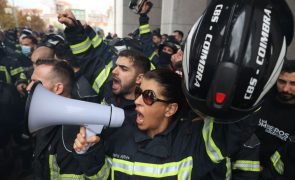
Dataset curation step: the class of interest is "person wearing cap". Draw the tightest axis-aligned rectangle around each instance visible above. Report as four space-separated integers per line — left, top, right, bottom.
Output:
17 35 38 79
253 59 295 179
157 35 181 68
19 29 33 45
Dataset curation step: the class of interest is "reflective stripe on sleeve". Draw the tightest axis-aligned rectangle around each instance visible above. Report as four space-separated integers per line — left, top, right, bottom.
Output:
87 157 112 180
232 160 261 172
70 37 92 54
270 151 284 175
91 34 103 48
225 157 232 180
49 155 85 180
92 61 113 94
10 67 24 76
139 24 151 34
202 117 224 163
19 72 27 80
148 51 157 70
49 154 60 180
0 65 12 83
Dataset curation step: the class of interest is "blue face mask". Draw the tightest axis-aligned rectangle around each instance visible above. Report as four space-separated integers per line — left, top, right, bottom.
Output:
21 45 31 57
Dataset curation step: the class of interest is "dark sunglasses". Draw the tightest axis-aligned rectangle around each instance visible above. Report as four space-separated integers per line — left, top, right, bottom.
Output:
135 86 172 105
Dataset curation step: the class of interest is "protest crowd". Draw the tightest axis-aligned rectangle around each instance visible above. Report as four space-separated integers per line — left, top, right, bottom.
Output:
0 0 295 179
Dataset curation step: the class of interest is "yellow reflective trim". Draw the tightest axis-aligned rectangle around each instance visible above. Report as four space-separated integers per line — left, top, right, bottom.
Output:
70 37 92 54
202 117 224 163
20 73 27 80
139 24 151 34
92 61 113 94
49 154 60 180
87 158 111 180
49 154 85 180
139 24 150 30
60 174 84 180
148 51 157 70
140 29 151 34
271 151 284 175
110 156 193 179
232 160 261 172
0 65 12 83
91 34 103 48
10 67 24 76
225 157 232 180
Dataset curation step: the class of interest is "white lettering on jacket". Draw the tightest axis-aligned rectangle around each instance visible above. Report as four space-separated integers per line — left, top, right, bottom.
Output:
258 118 290 141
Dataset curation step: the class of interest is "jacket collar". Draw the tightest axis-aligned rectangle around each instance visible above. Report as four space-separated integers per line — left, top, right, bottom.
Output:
133 119 179 158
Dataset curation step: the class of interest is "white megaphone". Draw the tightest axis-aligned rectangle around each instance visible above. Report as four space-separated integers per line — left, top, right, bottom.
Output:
25 82 125 152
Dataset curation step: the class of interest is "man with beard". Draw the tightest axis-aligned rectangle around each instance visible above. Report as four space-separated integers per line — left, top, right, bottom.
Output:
255 59 295 179
58 10 151 127
100 49 151 127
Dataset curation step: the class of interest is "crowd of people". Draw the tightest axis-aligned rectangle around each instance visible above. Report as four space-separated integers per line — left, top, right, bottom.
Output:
0 0 295 179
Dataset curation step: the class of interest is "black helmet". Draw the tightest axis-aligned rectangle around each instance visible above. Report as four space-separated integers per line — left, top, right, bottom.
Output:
182 0 293 122
108 37 143 55
129 0 153 14
42 33 65 48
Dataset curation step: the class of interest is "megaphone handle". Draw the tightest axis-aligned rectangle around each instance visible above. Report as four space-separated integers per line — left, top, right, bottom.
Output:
76 125 104 154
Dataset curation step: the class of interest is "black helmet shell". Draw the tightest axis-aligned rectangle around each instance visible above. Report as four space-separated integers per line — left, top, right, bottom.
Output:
182 0 293 122
108 37 143 55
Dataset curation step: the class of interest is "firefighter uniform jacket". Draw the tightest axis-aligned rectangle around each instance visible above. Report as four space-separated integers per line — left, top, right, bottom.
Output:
32 70 100 180
16 53 33 80
33 125 85 180
75 117 260 180
65 22 137 122
64 22 115 103
0 50 27 85
254 90 295 179
138 14 158 70
284 137 295 179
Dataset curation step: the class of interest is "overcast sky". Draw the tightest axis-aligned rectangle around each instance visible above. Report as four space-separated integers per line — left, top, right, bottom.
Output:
8 0 113 14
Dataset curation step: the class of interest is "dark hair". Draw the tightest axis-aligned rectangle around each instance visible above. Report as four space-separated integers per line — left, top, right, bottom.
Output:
22 35 38 45
144 69 186 117
162 34 168 38
173 30 184 38
281 59 295 73
35 59 75 93
152 33 162 39
118 49 151 73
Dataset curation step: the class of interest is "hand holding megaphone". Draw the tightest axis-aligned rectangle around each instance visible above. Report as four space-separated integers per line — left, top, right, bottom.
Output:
74 126 101 153
25 82 125 153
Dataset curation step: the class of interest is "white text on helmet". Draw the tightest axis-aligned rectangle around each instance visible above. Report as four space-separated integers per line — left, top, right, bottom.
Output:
244 77 258 100
211 5 223 23
194 34 213 88
244 9 271 100
256 9 271 66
